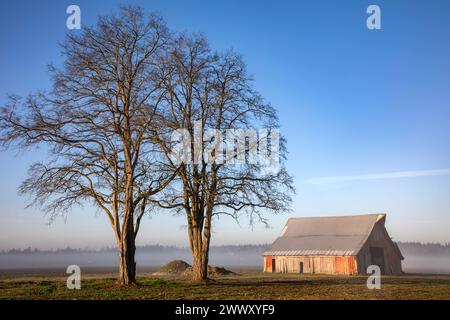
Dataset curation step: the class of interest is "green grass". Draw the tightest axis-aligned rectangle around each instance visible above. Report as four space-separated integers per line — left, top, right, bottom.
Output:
1 272 449 300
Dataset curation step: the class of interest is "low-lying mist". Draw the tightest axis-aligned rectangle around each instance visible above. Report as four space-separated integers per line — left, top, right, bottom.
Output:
0 243 449 274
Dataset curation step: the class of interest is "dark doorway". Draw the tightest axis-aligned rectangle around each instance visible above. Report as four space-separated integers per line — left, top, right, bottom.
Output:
370 247 385 274
271 259 276 272
299 262 304 274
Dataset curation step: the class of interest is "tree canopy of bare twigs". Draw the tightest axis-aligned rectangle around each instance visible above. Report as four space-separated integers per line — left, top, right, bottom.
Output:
0 6 172 285
150 34 294 281
0 6 294 284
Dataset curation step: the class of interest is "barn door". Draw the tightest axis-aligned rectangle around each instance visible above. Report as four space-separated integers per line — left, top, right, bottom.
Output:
370 247 385 274
272 258 276 272
299 262 304 274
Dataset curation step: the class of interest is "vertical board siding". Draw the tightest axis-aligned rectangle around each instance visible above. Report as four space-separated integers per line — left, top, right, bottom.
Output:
264 256 272 272
265 256 359 275
335 256 345 274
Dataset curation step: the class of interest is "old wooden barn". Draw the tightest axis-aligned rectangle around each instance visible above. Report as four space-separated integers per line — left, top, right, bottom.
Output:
263 214 403 275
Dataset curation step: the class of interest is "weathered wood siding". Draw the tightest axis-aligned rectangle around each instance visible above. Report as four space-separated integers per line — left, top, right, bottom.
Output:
357 218 403 275
263 255 358 275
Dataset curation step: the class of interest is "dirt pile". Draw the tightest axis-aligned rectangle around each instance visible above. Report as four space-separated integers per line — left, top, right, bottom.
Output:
182 265 236 276
152 260 191 275
153 260 236 276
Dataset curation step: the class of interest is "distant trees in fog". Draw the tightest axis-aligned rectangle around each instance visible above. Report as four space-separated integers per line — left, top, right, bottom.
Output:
2 242 449 256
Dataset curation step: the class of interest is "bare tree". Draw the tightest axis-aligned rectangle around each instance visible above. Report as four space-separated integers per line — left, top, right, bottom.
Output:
0 7 172 285
151 35 294 281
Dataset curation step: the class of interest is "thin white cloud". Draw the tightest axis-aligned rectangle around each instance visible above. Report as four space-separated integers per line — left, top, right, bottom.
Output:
306 168 450 185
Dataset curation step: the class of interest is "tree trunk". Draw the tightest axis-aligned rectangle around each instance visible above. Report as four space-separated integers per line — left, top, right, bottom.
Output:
118 146 136 285
188 209 212 283
118 243 136 285
200 207 212 281
189 220 209 282
117 213 136 285
192 247 208 282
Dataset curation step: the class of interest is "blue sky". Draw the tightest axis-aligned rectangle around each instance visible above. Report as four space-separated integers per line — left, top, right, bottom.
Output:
0 0 449 249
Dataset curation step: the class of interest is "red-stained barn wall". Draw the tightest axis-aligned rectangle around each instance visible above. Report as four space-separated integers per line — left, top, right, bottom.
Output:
263 255 358 275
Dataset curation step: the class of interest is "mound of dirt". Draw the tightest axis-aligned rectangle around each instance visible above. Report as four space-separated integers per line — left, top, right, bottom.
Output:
152 260 191 275
182 265 236 276
153 260 236 276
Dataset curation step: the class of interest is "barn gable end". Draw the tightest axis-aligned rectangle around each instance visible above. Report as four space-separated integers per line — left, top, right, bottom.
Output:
356 215 404 275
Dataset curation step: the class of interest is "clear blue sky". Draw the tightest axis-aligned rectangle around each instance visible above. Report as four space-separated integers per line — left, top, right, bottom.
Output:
0 0 449 249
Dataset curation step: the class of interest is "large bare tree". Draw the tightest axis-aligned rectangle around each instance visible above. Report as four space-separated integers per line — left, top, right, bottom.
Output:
151 35 294 281
0 7 172 285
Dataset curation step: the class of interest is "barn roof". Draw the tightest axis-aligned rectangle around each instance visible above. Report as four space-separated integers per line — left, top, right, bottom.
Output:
264 213 386 256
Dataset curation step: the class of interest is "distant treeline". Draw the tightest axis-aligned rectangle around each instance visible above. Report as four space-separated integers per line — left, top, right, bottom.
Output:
0 244 268 255
1 242 449 256
397 242 450 256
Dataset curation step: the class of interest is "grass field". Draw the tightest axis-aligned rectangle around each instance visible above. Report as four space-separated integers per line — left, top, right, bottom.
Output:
0 268 449 300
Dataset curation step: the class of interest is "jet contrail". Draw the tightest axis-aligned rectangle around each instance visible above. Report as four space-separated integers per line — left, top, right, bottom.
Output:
306 168 450 184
